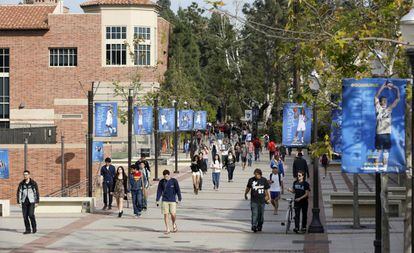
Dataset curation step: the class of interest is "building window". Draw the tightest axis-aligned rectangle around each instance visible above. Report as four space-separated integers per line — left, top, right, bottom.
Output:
49 48 77 67
0 77 9 121
0 48 9 73
134 27 151 41
106 44 127 65
134 45 151 66
106 26 127 40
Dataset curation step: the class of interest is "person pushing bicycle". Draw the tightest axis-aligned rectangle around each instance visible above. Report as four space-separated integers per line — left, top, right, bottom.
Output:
288 170 310 233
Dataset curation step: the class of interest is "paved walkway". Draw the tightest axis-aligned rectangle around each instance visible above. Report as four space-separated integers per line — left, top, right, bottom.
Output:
0 151 404 252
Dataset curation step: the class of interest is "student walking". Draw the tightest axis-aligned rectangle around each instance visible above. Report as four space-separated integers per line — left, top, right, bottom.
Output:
244 169 270 232
241 143 248 170
268 166 283 215
234 142 241 163
100 157 116 210
270 155 285 177
129 165 146 217
17 170 39 234
253 137 261 161
156 170 182 234
268 140 276 161
288 170 310 233
190 155 201 195
111 166 128 217
247 141 254 167
198 152 208 191
279 145 287 161
211 154 222 190
321 153 329 179
224 151 236 182
292 152 309 180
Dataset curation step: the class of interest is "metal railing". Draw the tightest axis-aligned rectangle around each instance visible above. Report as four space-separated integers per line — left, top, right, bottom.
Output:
0 126 57 144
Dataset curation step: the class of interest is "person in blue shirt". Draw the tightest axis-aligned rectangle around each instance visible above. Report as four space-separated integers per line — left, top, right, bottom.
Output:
270 155 285 177
100 157 116 210
156 170 182 234
129 164 146 217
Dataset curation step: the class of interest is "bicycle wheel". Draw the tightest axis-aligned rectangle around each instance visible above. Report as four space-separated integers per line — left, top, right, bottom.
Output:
285 208 291 234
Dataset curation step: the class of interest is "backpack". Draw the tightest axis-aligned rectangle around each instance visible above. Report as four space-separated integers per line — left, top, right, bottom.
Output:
270 173 282 189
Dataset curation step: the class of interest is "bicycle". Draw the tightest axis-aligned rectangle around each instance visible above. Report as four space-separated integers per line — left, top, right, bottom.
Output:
281 197 294 234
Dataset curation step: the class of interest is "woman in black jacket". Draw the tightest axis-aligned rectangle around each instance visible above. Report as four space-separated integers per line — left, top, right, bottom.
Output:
224 151 237 182
198 152 207 191
190 155 201 195
111 166 128 217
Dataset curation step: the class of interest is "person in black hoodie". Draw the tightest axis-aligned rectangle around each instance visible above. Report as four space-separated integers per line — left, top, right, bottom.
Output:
292 152 309 180
224 151 236 182
111 166 128 217
100 157 116 210
17 170 39 234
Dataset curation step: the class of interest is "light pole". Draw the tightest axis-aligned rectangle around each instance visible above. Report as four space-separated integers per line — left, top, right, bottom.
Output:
401 9 414 252
128 89 133 176
308 70 324 233
153 96 159 181
173 99 179 174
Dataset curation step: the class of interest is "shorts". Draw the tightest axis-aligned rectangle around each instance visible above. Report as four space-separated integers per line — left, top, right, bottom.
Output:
192 171 201 176
270 191 280 200
375 134 391 150
161 201 177 215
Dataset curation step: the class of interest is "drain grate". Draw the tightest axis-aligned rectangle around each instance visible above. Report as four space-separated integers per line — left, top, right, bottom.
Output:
292 240 331 244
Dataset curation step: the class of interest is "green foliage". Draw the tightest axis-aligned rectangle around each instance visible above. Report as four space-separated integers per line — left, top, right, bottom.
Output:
309 135 333 159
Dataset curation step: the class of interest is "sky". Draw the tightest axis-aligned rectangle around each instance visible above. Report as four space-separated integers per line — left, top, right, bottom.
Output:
1 0 253 14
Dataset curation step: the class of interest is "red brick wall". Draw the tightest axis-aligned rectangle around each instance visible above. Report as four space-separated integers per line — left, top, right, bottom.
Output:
0 12 169 201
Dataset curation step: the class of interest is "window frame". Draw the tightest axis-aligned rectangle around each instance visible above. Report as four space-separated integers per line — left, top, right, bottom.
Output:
49 48 77 67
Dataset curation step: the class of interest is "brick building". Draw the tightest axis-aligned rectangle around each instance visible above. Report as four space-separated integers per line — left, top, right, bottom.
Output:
0 0 170 202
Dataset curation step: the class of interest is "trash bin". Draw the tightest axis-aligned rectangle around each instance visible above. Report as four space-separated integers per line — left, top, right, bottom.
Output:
141 148 150 158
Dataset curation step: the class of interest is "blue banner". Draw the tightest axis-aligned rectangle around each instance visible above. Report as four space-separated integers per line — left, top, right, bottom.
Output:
93 142 104 162
193 111 207 130
158 108 175 133
282 103 312 147
331 107 342 155
95 102 118 137
179 110 193 131
134 106 153 135
0 149 9 179
342 78 406 174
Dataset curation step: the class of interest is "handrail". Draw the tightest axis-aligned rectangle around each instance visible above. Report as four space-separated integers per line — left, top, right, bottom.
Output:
46 175 99 197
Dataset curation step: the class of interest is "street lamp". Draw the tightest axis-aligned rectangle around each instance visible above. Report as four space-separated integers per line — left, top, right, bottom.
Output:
128 89 133 176
172 99 179 174
307 70 324 234
400 9 414 253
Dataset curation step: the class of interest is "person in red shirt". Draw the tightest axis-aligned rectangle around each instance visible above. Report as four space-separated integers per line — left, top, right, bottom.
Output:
267 140 276 161
253 137 262 161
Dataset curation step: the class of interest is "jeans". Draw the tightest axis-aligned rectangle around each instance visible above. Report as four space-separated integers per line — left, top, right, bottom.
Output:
251 202 265 229
102 181 113 207
212 172 220 188
254 148 260 161
248 154 253 167
294 201 308 229
269 151 275 161
227 165 235 181
131 190 144 215
22 199 36 232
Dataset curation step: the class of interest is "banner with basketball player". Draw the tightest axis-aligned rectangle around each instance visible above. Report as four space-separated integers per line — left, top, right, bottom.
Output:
282 103 312 147
178 110 194 131
331 107 342 155
0 149 9 179
342 78 406 174
193 111 207 130
158 108 175 133
134 106 153 135
95 103 118 137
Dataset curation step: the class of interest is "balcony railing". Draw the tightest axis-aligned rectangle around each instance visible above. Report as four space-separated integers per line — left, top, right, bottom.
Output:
0 126 57 144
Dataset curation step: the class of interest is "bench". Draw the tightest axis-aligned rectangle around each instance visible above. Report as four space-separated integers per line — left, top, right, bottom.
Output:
37 197 95 214
330 191 407 208
0 200 10 217
331 199 402 218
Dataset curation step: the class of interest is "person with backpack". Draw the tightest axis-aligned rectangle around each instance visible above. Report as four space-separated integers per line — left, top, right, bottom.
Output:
292 152 309 180
268 140 276 161
268 165 284 215
270 154 285 178
253 137 262 162
320 153 330 179
129 165 146 217
156 170 182 234
17 170 39 234
135 155 151 210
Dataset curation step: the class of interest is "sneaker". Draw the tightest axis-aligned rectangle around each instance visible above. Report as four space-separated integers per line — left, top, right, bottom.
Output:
251 226 257 233
142 207 147 211
301 228 307 233
32 228 37 234
23 231 31 235
293 228 299 234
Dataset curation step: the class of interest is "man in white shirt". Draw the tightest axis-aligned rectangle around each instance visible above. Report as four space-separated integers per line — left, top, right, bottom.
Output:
374 81 400 171
268 166 283 215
